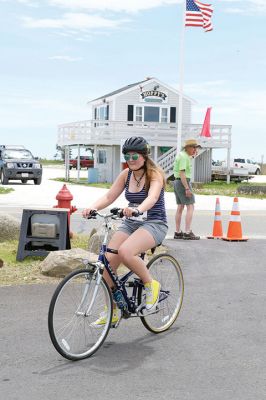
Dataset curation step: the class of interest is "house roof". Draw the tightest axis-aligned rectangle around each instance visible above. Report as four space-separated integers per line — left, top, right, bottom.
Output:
89 78 153 103
88 77 196 105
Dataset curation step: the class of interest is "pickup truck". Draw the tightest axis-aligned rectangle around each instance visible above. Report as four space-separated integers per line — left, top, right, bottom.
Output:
69 156 94 170
0 145 42 185
232 158 261 175
211 165 252 182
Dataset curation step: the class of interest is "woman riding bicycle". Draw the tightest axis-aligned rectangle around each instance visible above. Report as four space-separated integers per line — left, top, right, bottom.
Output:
82 136 168 325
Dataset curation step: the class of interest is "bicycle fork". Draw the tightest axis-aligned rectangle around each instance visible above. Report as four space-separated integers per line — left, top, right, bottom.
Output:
75 263 104 317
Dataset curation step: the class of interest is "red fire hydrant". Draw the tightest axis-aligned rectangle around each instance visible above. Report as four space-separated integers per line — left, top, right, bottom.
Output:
54 184 77 237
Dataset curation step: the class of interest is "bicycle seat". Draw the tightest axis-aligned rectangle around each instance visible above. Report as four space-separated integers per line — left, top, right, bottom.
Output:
150 244 161 254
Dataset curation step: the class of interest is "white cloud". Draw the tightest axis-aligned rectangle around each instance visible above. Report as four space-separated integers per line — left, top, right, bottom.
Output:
22 13 127 30
221 0 266 14
0 94 88 128
48 0 179 14
49 55 83 62
186 81 266 127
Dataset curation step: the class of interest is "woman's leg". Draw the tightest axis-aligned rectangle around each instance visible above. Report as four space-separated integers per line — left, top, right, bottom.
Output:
118 228 156 284
103 230 129 288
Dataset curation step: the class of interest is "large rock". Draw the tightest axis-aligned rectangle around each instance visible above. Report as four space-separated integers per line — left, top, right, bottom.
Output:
237 185 266 195
0 213 20 242
40 248 92 277
88 225 117 255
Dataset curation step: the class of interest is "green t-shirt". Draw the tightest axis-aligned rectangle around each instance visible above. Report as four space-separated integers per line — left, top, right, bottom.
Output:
173 150 192 178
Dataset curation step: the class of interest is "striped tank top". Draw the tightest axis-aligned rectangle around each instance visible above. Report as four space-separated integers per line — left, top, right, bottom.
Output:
125 170 167 223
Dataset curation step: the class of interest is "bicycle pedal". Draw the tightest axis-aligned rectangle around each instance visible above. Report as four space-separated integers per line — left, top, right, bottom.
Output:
111 318 121 329
136 302 146 314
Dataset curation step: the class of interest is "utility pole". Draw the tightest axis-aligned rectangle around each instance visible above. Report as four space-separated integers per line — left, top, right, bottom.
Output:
261 154 264 174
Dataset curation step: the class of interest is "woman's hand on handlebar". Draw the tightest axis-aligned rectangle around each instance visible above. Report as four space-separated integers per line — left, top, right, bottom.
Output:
82 208 97 219
122 207 140 218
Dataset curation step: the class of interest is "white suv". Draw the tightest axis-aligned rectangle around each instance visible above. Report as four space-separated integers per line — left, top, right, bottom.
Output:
233 158 261 175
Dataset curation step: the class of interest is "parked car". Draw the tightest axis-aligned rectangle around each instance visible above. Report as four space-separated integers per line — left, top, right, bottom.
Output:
232 158 261 175
69 156 94 170
0 145 42 185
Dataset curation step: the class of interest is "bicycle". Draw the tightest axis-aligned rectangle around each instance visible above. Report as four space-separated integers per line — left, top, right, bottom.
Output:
48 208 184 361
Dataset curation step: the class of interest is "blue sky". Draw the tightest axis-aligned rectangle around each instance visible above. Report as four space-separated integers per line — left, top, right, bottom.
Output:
1 0 265 162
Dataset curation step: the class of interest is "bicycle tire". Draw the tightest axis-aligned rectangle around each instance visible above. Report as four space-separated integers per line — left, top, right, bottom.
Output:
138 253 184 333
48 269 113 360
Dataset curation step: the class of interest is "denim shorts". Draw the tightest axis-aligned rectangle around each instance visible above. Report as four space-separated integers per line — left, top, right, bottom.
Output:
174 179 195 205
117 219 168 246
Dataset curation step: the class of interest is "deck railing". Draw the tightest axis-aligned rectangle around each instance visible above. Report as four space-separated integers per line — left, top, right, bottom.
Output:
57 120 232 149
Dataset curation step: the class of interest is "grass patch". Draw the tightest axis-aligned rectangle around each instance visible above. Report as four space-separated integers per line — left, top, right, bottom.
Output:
0 235 90 286
0 187 14 195
40 159 64 165
193 181 266 199
167 180 266 199
52 177 112 189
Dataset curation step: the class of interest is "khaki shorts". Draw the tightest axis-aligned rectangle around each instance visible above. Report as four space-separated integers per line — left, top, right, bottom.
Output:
117 219 168 246
174 179 195 205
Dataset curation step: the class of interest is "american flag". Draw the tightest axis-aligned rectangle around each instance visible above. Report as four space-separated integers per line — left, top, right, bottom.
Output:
185 0 213 32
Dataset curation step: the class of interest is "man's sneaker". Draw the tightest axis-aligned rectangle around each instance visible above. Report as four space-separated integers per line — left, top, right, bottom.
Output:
183 231 200 240
174 231 183 239
91 307 119 328
144 279 161 311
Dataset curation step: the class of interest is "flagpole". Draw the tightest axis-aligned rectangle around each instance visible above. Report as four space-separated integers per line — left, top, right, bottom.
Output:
177 0 187 153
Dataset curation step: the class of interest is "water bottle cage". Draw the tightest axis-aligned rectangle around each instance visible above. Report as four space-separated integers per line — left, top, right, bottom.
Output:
112 289 128 311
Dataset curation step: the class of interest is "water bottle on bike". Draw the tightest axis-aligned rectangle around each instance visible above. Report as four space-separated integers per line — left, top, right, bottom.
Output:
112 288 128 311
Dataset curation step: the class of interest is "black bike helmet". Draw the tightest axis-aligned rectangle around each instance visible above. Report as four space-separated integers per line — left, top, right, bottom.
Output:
122 136 150 155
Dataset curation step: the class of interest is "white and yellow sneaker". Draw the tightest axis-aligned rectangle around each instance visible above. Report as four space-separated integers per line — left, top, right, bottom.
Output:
91 307 119 328
144 280 161 311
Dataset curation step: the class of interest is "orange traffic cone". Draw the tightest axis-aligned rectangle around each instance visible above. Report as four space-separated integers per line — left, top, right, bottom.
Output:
222 197 248 241
207 197 223 239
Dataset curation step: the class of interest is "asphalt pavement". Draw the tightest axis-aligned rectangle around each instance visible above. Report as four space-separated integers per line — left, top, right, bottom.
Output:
1 167 266 399
1 239 266 400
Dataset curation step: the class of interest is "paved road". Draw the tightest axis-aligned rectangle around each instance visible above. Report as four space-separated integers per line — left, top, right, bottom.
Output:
1 206 266 239
1 239 266 400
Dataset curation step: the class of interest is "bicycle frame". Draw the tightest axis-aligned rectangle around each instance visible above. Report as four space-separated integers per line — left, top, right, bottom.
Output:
87 211 145 315
86 209 170 317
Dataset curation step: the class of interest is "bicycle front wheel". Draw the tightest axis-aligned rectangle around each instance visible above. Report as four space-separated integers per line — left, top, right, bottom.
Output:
139 253 184 333
48 269 113 360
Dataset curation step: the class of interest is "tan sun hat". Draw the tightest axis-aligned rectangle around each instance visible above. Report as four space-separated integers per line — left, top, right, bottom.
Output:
183 138 202 149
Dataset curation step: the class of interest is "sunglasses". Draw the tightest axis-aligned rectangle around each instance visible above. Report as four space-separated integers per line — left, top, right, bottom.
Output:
124 153 140 161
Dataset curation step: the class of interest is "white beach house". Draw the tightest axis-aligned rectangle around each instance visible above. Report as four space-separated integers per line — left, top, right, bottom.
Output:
57 77 232 183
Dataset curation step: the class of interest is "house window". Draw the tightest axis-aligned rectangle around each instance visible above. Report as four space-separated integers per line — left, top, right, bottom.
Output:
97 150 107 164
144 106 160 122
96 105 108 121
161 108 168 123
135 106 143 122
133 106 169 123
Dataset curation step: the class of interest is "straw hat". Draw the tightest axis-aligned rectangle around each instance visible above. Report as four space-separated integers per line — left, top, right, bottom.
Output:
183 139 202 149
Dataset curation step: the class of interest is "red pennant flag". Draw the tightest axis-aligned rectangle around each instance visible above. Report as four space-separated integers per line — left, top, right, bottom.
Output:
200 107 212 137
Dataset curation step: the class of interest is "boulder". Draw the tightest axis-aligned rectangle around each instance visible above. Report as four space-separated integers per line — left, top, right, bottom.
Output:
0 213 20 242
237 185 266 195
40 248 92 277
88 225 117 255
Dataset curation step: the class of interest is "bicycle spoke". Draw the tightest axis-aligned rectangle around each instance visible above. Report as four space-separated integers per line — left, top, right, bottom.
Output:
48 270 112 360
139 254 184 333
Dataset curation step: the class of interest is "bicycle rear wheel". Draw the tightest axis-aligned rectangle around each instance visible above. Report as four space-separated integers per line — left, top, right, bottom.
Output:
139 253 184 333
48 269 113 360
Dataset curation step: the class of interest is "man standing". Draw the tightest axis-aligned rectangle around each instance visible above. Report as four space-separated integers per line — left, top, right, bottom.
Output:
173 139 201 240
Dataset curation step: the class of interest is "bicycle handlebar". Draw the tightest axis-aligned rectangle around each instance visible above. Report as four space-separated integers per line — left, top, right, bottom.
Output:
86 207 143 220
